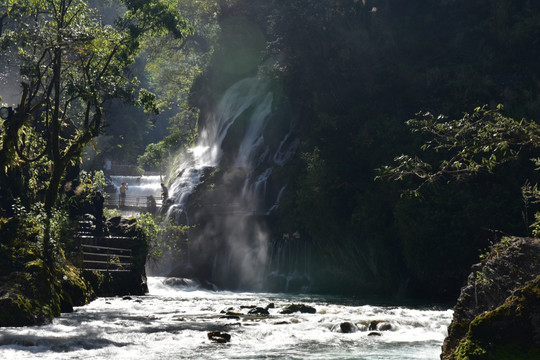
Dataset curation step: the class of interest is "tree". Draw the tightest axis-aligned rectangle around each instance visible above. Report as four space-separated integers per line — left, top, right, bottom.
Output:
0 0 190 262
136 0 222 170
377 105 540 194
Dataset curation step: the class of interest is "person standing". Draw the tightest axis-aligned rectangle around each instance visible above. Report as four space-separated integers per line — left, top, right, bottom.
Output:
161 183 169 201
103 159 112 178
119 182 128 207
146 195 157 215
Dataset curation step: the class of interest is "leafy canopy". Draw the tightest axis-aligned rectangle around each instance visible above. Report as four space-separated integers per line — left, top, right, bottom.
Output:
0 0 190 212
377 105 540 194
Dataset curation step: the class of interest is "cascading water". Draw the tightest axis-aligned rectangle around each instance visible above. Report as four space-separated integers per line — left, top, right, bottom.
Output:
153 76 301 290
164 77 275 221
109 175 162 200
150 75 308 291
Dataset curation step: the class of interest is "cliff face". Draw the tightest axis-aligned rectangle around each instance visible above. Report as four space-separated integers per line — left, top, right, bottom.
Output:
441 237 540 359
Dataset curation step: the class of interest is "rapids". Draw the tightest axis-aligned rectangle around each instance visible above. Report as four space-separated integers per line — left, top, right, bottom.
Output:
0 277 452 359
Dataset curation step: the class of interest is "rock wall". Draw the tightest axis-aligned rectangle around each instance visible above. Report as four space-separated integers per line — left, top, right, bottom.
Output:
441 237 540 359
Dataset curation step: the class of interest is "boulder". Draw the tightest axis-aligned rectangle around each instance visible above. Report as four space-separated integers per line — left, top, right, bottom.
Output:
280 303 316 314
368 320 391 331
163 278 190 287
248 307 270 315
208 331 231 343
340 321 359 333
441 237 540 359
449 275 540 360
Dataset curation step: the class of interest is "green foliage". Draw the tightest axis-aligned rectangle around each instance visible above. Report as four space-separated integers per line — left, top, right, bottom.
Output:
63 170 106 220
136 88 160 115
0 0 190 212
135 0 220 170
138 142 166 171
136 212 189 263
0 200 90 326
103 207 121 218
136 212 160 258
3 200 71 267
120 0 192 39
377 105 540 194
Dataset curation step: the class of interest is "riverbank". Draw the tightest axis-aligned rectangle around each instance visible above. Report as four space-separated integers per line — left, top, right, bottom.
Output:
0 212 150 327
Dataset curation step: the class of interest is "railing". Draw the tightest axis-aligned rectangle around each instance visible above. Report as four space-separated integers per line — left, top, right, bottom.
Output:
75 220 134 273
80 244 133 272
104 194 163 209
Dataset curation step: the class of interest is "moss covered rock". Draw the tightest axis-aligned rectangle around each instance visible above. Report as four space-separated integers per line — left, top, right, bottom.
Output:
59 264 90 312
0 272 46 326
442 237 540 359
0 264 90 327
450 275 540 360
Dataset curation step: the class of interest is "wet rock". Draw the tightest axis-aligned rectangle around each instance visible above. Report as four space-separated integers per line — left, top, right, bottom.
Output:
207 331 231 343
163 278 190 287
368 320 382 331
248 307 269 315
368 332 382 336
340 322 359 333
266 303 275 309
368 320 392 331
280 304 316 314
106 216 121 228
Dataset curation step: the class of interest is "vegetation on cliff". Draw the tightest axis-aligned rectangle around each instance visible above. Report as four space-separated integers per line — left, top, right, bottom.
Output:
450 275 540 360
0 203 88 326
436 237 540 360
0 170 156 326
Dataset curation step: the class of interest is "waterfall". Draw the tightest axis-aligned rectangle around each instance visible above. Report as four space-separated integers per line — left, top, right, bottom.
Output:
166 77 273 214
266 234 312 292
159 76 305 291
273 133 300 167
109 175 162 199
234 91 273 167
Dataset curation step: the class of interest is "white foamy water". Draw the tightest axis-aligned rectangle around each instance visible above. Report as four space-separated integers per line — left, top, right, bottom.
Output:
109 175 163 199
0 277 452 360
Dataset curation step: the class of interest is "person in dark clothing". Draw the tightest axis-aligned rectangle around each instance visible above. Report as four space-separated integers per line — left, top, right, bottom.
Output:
119 182 128 207
161 183 169 201
146 195 157 215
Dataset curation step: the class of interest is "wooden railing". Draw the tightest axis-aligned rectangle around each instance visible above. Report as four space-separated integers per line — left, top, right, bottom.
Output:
80 243 133 272
75 220 134 273
103 194 163 209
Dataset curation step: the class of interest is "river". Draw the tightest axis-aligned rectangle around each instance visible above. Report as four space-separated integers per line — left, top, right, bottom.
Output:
0 277 452 360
